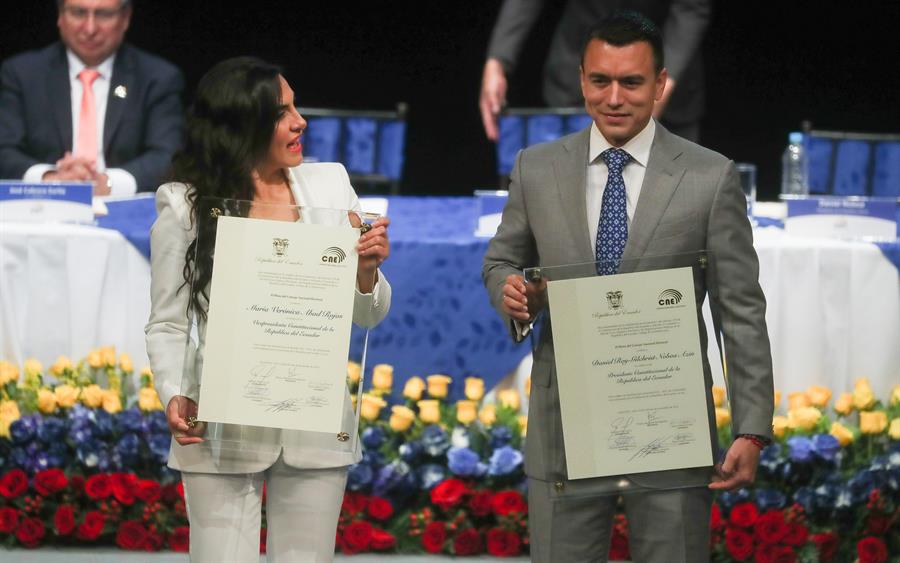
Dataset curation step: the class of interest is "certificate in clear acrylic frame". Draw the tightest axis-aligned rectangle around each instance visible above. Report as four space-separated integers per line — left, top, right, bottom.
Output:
523 251 724 498
177 196 378 458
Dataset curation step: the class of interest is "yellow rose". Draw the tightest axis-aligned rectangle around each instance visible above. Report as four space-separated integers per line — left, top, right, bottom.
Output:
139 388 163 411
774 390 782 409
54 384 78 408
347 362 362 385
50 356 74 377
23 358 43 377
479 404 497 426
0 361 18 386
518 415 528 437
711 385 726 407
0 400 22 438
787 406 822 432
389 405 416 432
525 376 531 398
830 422 854 446
464 377 485 401
417 399 441 424
37 388 57 414
403 376 426 401
805 385 832 408
119 353 133 373
788 392 810 410
772 415 789 438
360 393 387 421
80 384 104 408
426 374 452 399
891 385 900 407
100 346 116 368
715 407 731 429
87 350 103 369
859 411 888 435
853 378 875 410
498 389 521 411
140 366 154 379
102 390 122 414
889 418 900 440
372 364 393 391
456 400 477 425
834 392 854 416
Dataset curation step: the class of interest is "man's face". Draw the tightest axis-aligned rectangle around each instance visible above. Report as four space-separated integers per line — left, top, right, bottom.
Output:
58 0 131 67
580 39 666 147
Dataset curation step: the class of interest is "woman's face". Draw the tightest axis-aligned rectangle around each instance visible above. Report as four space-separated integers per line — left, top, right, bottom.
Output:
261 75 307 172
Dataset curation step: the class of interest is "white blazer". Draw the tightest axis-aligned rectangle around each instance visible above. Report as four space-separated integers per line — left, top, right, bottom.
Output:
145 163 391 473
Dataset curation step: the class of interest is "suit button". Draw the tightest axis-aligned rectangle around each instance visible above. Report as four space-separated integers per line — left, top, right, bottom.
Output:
554 481 564 492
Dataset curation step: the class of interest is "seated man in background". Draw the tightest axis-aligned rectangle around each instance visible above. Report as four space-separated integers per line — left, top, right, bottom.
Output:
0 0 184 195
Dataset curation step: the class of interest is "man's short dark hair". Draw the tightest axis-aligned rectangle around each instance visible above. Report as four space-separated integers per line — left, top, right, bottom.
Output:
56 0 132 8
582 11 664 74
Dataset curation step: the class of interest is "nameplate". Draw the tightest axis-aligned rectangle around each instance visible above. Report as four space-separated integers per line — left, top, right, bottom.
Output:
784 196 898 239
0 181 93 224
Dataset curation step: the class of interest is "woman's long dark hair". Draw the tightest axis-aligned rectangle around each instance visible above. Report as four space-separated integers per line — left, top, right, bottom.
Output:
172 57 283 318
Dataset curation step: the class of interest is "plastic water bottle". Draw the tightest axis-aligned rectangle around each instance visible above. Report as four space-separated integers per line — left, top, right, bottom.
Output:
780 131 808 195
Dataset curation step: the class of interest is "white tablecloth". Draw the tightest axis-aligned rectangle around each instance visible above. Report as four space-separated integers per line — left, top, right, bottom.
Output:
0 222 150 371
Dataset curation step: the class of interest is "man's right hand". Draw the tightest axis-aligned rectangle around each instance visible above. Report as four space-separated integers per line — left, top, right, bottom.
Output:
166 395 205 445
501 274 547 322
479 58 508 141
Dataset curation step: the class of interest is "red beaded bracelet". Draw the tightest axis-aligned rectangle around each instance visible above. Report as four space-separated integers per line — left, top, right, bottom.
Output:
735 434 768 450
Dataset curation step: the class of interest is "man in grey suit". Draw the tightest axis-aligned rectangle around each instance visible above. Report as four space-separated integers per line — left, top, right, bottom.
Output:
483 12 773 562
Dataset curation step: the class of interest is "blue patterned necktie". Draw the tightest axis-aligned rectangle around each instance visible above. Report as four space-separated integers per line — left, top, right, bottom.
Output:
596 148 632 275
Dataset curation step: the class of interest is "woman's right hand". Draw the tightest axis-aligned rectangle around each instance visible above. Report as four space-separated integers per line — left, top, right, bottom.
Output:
166 395 206 445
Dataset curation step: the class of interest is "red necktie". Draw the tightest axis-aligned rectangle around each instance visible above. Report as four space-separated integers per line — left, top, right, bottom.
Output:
74 69 100 161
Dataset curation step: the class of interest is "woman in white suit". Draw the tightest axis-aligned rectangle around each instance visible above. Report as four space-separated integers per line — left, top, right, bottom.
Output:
145 57 391 562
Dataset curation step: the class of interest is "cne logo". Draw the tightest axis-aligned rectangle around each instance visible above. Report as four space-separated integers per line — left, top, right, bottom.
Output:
658 289 683 306
321 246 347 264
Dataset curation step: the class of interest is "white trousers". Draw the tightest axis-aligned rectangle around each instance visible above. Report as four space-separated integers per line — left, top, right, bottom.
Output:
182 455 348 563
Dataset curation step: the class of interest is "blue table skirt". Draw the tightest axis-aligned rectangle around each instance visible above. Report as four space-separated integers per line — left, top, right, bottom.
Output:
97 196 529 400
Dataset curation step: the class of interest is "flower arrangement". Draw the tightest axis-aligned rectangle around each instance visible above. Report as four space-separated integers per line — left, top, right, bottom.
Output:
1 351 898 560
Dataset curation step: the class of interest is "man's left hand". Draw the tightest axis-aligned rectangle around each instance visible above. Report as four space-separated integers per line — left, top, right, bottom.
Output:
709 436 761 491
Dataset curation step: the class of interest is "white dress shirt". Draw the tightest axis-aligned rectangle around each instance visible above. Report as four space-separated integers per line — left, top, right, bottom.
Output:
23 50 137 196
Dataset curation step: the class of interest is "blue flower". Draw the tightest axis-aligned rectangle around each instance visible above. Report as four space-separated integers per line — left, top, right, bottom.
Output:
421 424 450 457
76 439 104 468
717 488 750 509
490 426 514 448
488 445 523 476
362 426 386 449
448 447 487 477
847 470 875 504
755 489 786 511
116 433 141 465
147 433 170 463
347 462 374 491
46 442 68 469
362 449 385 468
67 404 92 424
141 411 169 435
37 417 66 444
418 463 446 489
792 486 815 514
115 408 144 433
758 444 783 476
787 436 814 463
399 441 423 464
9 447 30 472
68 420 95 444
373 460 417 499
9 415 39 444
811 434 840 462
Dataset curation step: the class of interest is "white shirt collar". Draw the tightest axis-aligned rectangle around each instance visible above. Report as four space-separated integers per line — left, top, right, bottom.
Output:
589 118 656 168
66 49 116 82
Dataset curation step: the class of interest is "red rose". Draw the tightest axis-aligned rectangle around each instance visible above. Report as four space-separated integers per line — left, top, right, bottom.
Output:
755 544 797 563
857 536 888 563
341 491 368 516
134 480 161 503
116 520 148 550
422 521 447 554
754 510 788 545
161 483 180 504
84 474 112 500
110 473 137 505
34 468 68 496
453 528 483 556
609 529 631 561
68 475 85 494
16 517 45 548
371 528 396 550
782 522 808 547
866 514 890 536
176 480 184 499
469 490 493 517
76 510 106 540
811 532 838 562
725 528 754 561
0 506 20 533
431 479 468 511
0 469 28 499
143 529 164 551
491 490 528 516
366 496 394 521
169 526 189 552
343 520 374 553
486 527 521 557
54 505 76 536
710 503 725 531
729 502 759 528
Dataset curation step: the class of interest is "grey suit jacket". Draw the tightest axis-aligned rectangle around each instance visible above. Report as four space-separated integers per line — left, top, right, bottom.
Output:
483 124 773 489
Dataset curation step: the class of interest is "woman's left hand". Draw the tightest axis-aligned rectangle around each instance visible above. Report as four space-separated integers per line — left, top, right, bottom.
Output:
353 215 390 292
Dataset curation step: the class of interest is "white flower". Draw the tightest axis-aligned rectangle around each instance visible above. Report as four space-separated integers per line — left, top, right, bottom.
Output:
451 426 470 449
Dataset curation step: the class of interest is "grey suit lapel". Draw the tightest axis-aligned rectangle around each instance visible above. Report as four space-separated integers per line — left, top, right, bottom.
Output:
104 46 132 152
621 126 686 267
554 128 594 260
49 44 72 151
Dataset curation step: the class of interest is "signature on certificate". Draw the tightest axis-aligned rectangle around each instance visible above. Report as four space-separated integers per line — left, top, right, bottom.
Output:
608 416 636 449
244 362 275 398
628 435 673 461
266 398 301 413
